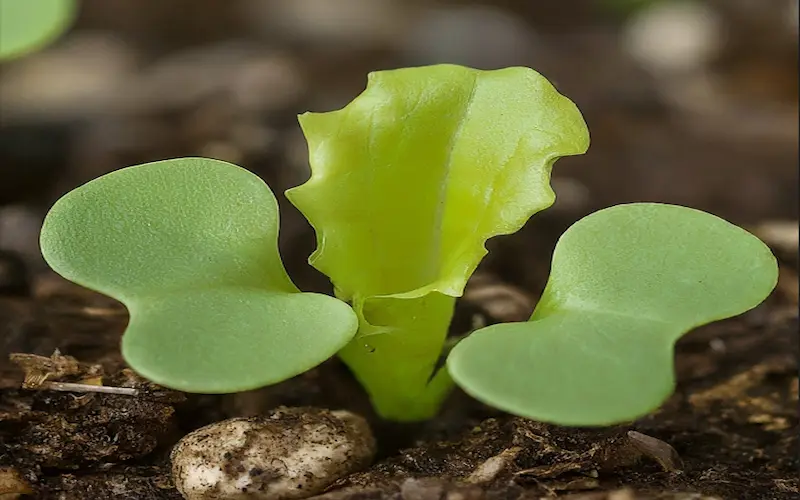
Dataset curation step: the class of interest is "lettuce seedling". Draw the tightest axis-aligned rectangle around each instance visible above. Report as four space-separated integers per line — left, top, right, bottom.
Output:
447 203 778 426
39 64 778 426
0 0 76 60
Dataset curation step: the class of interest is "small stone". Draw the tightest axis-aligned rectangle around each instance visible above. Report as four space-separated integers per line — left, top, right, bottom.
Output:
752 220 799 254
623 1 723 74
463 273 534 323
171 406 376 500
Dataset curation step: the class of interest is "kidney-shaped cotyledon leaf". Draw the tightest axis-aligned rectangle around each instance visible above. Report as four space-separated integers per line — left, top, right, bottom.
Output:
40 158 358 393
447 203 778 426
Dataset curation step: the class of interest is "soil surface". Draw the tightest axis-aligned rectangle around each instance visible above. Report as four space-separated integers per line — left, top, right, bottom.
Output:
0 245 797 499
1 1 797 499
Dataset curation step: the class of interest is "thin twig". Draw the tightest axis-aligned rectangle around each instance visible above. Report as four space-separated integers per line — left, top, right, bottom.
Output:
36 381 139 396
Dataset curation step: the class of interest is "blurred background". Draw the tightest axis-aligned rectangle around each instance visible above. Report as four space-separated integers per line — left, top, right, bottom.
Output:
1 0 798 296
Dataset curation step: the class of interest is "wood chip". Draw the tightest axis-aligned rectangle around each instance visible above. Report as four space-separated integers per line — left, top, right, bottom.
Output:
752 221 799 254
0 467 34 499
463 273 534 322
465 446 522 483
626 431 683 473
8 349 99 388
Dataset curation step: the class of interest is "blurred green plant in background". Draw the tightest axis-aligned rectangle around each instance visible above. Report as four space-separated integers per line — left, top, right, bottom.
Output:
0 0 77 60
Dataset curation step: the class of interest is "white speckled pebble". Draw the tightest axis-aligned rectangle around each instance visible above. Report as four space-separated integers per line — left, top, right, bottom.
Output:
171 407 376 500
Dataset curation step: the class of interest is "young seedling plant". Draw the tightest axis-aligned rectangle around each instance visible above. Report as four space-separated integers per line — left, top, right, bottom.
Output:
39 64 778 426
0 0 76 61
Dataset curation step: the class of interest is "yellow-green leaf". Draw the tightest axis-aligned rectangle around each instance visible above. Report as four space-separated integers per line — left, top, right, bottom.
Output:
287 64 589 419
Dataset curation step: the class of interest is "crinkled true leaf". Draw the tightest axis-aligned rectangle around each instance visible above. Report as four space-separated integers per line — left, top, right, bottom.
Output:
40 158 358 393
286 64 589 419
448 203 778 426
0 0 76 60
288 64 589 301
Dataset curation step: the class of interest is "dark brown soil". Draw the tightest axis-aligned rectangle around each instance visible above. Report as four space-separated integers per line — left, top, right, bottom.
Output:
0 250 797 499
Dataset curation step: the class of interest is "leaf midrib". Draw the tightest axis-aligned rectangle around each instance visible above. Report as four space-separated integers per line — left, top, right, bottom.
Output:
426 73 479 285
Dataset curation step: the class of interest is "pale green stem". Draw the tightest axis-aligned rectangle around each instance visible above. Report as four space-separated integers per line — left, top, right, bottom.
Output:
336 291 457 421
